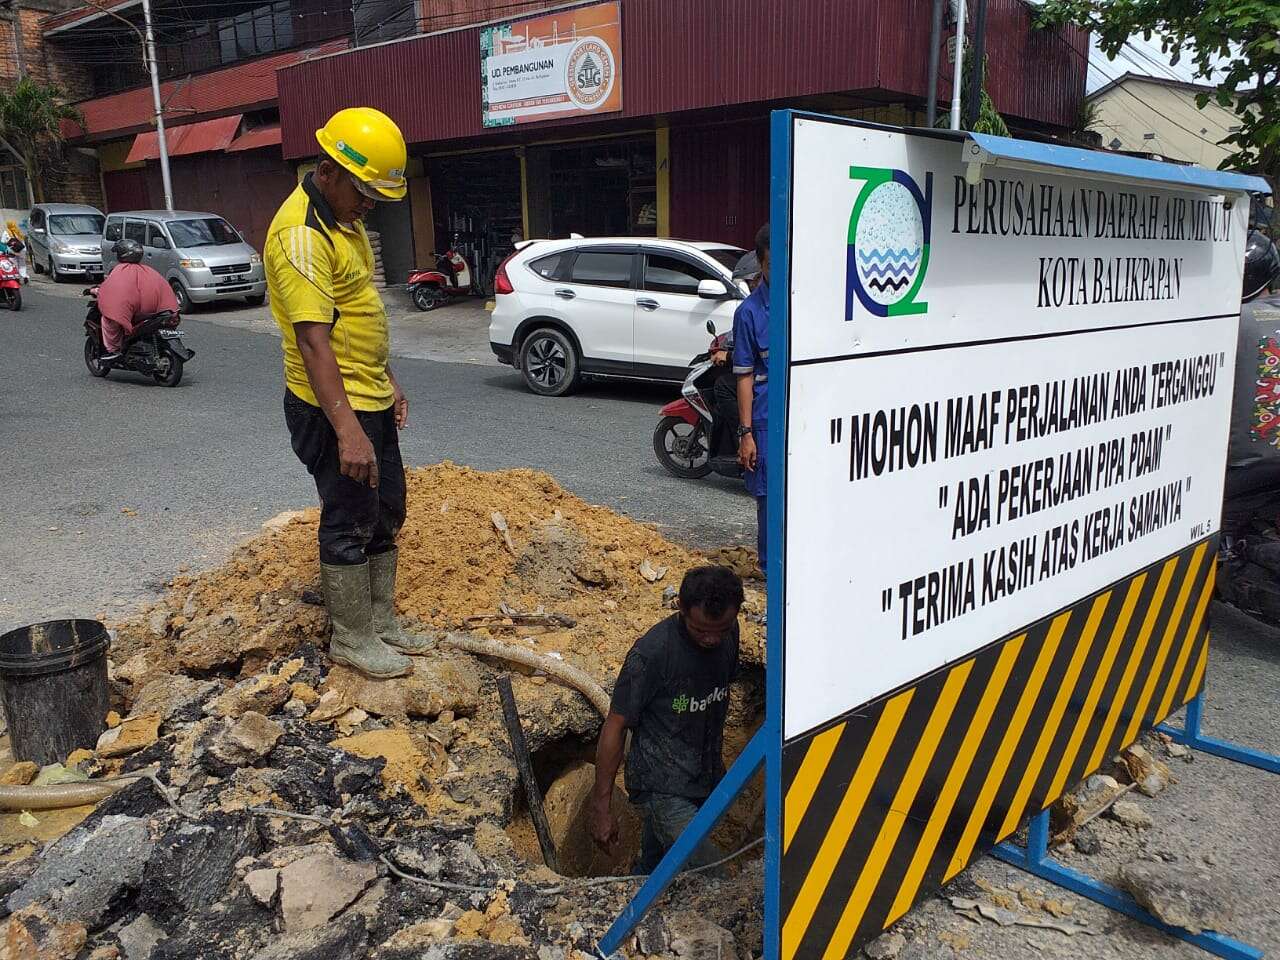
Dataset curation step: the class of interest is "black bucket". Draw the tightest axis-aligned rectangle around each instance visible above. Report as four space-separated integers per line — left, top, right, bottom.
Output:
0 619 111 766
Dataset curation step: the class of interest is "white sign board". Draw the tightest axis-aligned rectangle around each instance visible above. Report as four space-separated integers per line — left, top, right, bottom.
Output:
781 118 1246 739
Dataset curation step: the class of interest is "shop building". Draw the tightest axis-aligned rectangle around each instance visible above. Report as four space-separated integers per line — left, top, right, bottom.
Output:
43 0 354 248
276 0 1088 288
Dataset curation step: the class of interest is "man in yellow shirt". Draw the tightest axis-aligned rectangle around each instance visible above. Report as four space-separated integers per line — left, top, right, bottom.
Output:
266 107 426 679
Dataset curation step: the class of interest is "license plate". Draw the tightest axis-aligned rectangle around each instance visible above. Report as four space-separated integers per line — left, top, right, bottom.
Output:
226 274 245 283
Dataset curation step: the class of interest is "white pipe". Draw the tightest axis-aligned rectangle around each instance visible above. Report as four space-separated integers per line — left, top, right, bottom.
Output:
950 0 967 131
141 0 173 212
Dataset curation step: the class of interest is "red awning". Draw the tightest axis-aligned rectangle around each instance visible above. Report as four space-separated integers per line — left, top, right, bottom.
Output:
227 122 282 153
126 114 243 163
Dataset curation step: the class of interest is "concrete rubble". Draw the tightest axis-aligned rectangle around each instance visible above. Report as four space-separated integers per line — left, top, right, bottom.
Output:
0 466 765 960
1118 860 1235 935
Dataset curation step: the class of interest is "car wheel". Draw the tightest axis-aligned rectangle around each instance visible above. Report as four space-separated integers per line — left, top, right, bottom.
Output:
32 257 43 275
48 257 60 282
519 327 580 397
170 280 192 313
244 294 266 306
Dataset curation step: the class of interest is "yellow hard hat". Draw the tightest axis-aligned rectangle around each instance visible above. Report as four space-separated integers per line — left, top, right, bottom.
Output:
315 107 407 201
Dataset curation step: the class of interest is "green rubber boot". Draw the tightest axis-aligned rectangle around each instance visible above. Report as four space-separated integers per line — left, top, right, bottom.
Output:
369 548 431 654
320 561 412 678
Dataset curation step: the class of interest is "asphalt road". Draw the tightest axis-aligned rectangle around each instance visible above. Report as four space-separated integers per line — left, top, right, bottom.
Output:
0 283 755 631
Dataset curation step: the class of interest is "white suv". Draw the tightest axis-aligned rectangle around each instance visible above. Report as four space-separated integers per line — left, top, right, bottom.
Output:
489 237 747 396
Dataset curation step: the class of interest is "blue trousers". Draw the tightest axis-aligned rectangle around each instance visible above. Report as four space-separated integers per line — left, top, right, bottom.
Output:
745 423 768 576
634 794 724 875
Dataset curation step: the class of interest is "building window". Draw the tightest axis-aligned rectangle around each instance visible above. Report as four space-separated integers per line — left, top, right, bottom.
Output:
78 0 350 97
0 166 29 209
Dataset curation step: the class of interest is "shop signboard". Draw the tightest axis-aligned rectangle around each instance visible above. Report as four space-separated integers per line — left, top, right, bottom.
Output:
771 113 1245 958
480 1 623 128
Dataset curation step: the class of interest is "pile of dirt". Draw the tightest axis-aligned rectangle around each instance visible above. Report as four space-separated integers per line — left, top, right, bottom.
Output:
0 464 766 960
110 463 765 687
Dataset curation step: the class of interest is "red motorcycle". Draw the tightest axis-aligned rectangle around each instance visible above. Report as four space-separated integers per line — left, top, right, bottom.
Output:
653 320 742 480
408 247 473 312
0 248 23 311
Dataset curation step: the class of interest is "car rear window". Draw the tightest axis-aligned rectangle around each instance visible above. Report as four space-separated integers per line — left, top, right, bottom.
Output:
569 251 633 289
644 254 719 295
528 252 566 280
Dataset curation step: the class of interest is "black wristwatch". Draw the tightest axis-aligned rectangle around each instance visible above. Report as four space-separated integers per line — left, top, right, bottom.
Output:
736 425 753 438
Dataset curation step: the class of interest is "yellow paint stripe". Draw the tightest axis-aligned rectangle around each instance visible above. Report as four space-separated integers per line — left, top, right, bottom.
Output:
784 723 846 852
1155 561 1216 722
820 662 974 960
1044 577 1144 803
1122 543 1206 747
1184 633 1209 702
996 594 1108 839
942 622 1064 883
781 691 914 960
884 637 1024 925
1085 557 1178 772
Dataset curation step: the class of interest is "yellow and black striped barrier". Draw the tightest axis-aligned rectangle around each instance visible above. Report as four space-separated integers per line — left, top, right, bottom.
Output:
779 538 1216 960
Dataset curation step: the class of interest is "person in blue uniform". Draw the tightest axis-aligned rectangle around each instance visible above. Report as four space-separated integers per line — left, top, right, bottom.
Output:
732 224 770 585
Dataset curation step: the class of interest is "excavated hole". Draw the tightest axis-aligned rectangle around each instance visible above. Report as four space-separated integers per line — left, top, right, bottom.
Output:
507 666 766 879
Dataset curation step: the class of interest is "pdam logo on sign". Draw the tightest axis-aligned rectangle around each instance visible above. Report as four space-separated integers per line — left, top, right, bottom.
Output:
845 166 933 319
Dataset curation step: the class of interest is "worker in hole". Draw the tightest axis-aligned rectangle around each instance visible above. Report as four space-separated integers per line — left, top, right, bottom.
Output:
266 107 427 679
589 565 743 872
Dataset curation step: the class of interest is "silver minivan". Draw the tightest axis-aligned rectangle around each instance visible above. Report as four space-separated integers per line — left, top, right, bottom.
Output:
101 210 266 310
27 203 106 280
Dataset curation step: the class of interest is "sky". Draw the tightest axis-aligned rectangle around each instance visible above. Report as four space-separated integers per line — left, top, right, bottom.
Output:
1086 33 1224 94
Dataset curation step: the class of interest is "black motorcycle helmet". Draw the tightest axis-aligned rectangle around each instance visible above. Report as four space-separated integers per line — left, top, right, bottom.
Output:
732 250 760 283
1244 230 1280 301
113 238 144 264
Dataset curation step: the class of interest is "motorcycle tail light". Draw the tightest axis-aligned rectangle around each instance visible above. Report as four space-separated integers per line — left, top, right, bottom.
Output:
493 253 515 295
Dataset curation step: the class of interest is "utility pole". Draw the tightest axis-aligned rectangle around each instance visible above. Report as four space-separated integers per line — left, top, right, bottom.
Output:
140 0 173 211
963 0 989 131
925 0 944 128
949 0 967 130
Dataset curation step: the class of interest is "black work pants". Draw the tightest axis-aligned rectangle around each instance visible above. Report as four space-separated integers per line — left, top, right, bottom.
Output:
284 390 406 566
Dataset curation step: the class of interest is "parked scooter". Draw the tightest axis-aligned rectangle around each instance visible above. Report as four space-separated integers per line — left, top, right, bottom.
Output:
0 250 21 310
653 320 743 480
408 240 474 311
82 286 193 386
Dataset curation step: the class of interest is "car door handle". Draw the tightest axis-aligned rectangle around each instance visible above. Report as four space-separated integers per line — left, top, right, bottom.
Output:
637 298 659 311
554 288 576 300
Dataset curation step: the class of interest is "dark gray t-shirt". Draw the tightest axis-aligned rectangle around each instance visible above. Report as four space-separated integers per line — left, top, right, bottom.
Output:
1227 294 1280 498
610 614 739 803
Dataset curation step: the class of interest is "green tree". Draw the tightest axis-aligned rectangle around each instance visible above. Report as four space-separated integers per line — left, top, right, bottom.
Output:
937 50 1012 137
1036 0 1280 192
0 78 84 203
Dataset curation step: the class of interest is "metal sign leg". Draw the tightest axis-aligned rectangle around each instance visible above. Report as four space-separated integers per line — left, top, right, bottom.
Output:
596 728 766 958
1157 692 1280 775
992 810 1262 960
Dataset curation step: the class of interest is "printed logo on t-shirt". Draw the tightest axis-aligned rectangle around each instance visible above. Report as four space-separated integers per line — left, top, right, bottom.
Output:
672 685 729 714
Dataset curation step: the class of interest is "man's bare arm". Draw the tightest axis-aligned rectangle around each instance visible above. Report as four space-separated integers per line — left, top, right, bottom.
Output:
588 712 628 851
295 321 378 488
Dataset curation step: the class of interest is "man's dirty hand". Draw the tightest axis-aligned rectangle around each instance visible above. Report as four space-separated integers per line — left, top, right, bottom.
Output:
393 381 409 429
738 432 758 471
338 427 379 488
589 798 619 853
